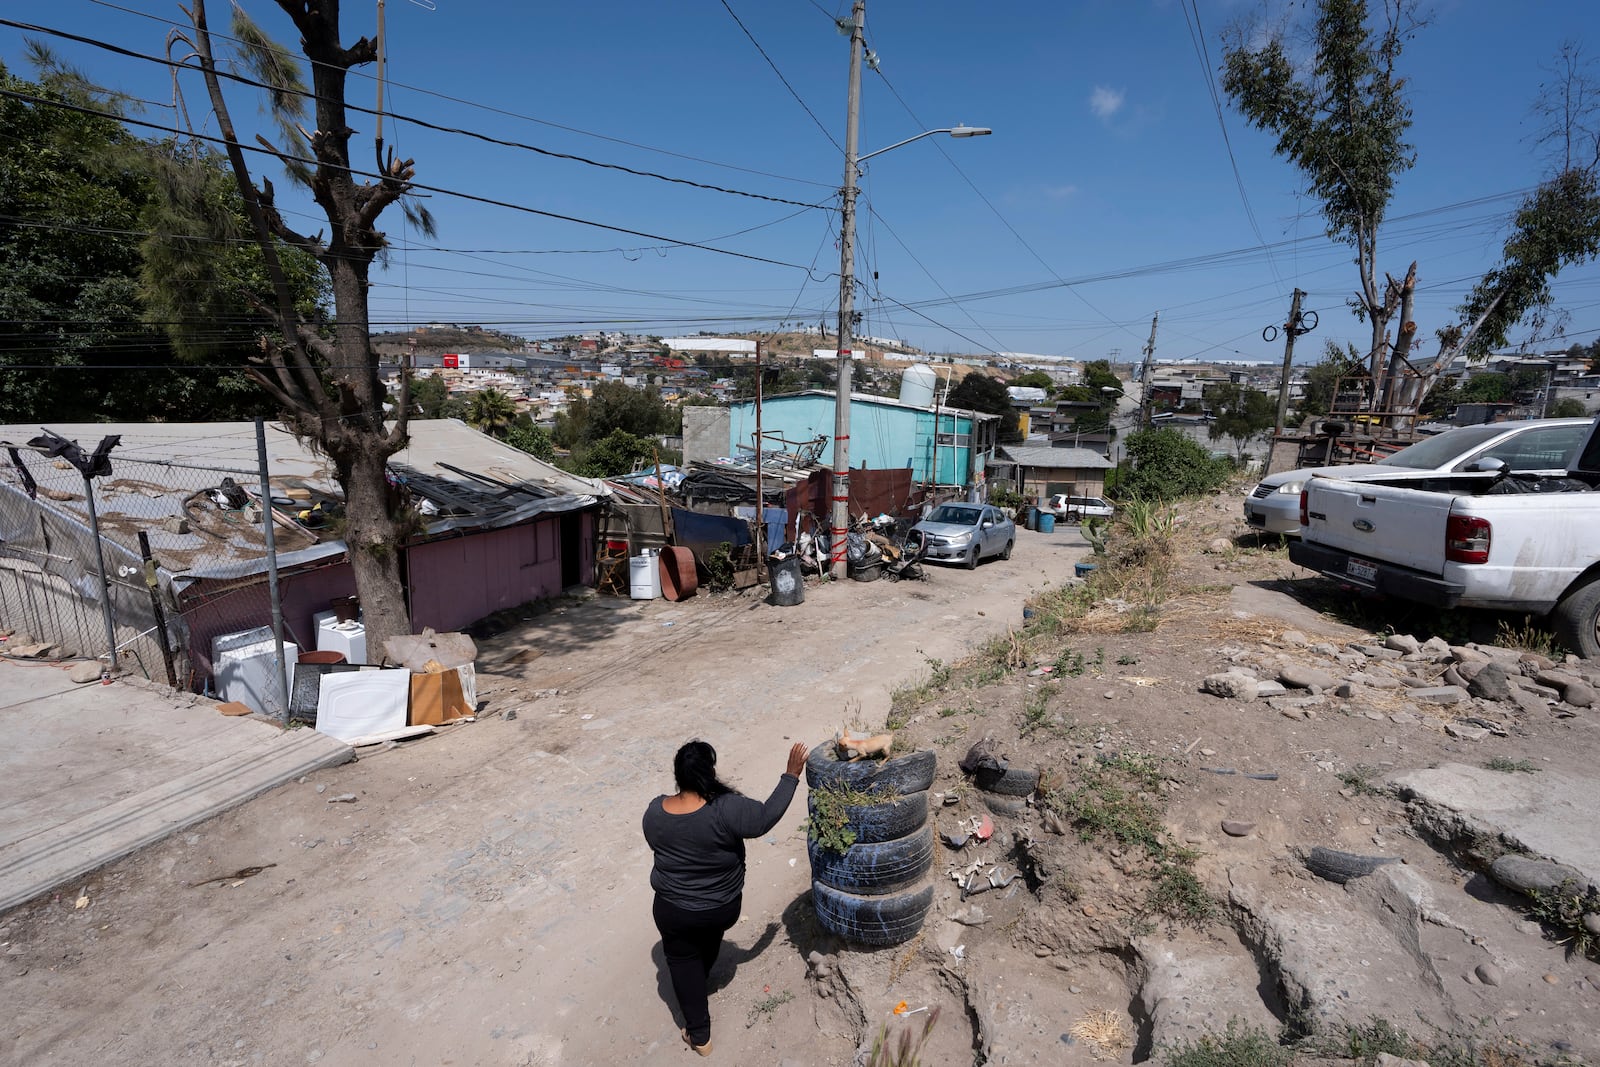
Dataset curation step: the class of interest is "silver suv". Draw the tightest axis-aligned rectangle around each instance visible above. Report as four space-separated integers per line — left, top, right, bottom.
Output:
1043 494 1115 522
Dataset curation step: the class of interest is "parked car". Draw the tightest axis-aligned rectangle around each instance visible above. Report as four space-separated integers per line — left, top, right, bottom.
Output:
1042 494 1115 522
1243 418 1593 536
909 503 1014 569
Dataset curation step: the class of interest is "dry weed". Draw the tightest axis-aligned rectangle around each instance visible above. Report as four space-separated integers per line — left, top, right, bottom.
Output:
1068 1009 1132 1059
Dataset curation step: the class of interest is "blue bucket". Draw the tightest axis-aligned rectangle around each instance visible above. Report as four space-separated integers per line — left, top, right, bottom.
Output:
1074 561 1097 578
1037 512 1056 534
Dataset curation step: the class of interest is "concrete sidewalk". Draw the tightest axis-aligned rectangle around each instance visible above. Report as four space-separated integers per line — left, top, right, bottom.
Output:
0 659 352 913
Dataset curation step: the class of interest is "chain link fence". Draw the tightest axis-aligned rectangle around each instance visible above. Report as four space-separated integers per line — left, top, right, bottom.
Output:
0 430 294 696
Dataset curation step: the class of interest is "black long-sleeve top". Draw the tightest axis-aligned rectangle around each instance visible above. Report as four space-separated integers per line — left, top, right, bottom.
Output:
642 774 799 911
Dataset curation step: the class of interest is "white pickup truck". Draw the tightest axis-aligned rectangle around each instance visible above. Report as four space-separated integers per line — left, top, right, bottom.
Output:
1287 417 1600 658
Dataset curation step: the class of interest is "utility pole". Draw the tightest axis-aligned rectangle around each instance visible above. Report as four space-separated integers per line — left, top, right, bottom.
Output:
256 418 289 721
1270 288 1315 436
830 0 865 580
1138 313 1158 428
754 338 766 581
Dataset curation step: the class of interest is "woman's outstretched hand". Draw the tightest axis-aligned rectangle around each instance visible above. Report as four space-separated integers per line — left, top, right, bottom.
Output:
785 741 808 778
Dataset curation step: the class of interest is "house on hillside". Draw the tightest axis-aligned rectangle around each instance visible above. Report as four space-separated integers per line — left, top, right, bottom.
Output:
992 444 1113 501
0 419 606 695
713 390 1000 491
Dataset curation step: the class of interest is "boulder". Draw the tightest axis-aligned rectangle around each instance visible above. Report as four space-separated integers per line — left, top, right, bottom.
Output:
1279 663 1338 690
1384 633 1421 654
1201 672 1258 701
1507 687 1550 716
68 661 104 684
1280 629 1308 647
1410 686 1468 705
1561 681 1595 709
1450 645 1490 665
1490 854 1590 897
1420 636 1453 659
1253 680 1288 698
1466 663 1515 702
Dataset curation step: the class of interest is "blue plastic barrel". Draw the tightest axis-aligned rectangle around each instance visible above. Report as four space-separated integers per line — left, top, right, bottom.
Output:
1037 512 1056 534
1074 561 1097 578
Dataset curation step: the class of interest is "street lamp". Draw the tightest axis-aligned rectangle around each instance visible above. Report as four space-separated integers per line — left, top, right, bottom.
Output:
830 0 991 578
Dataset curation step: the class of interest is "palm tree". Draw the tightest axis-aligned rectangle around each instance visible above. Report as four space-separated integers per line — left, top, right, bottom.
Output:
467 388 518 438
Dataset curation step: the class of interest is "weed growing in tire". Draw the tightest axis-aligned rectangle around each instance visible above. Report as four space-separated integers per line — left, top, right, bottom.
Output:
1160 1018 1291 1067
803 784 889 855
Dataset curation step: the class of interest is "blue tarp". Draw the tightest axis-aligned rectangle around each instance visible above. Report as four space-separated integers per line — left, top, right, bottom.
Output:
671 507 751 548
734 506 789 554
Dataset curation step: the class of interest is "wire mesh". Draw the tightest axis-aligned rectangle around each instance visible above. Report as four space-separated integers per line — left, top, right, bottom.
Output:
0 435 290 695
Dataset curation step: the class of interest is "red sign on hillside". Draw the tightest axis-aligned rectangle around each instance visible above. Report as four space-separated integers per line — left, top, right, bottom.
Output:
442 353 459 369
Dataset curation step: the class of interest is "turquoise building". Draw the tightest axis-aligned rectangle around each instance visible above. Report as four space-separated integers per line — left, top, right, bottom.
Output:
725 390 1000 489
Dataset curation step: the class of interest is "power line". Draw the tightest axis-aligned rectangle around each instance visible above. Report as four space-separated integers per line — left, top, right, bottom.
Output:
77 0 837 190
716 0 844 157
0 86 829 276
3 17 832 212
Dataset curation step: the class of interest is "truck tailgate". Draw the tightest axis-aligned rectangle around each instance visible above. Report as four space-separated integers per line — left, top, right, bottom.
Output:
1303 476 1453 577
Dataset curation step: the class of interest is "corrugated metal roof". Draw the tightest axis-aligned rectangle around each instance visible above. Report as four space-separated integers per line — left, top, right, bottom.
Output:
999 445 1113 469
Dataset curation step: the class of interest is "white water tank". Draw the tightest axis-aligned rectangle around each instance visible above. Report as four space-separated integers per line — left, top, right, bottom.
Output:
899 364 938 408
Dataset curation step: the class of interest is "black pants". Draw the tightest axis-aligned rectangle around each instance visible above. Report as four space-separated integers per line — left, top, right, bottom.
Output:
653 894 741 1045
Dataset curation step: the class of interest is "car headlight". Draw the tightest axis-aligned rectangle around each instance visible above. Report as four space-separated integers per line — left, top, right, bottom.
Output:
949 531 972 544
1276 480 1304 495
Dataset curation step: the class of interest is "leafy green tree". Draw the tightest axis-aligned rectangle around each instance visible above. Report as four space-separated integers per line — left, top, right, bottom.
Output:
410 375 450 418
1419 377 1460 416
1549 397 1589 418
503 417 556 462
1010 370 1054 390
947 372 1021 443
568 428 657 478
1118 428 1231 501
1223 0 1419 393
1459 373 1510 403
467 388 518 437
1206 383 1275 462
1080 359 1124 398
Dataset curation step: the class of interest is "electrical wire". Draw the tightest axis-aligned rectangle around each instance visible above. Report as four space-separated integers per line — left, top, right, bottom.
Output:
2 17 832 212
78 0 837 190
716 0 844 157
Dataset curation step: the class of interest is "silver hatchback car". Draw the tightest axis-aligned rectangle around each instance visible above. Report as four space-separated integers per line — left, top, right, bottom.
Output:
1243 418 1593 536
910 503 1015 569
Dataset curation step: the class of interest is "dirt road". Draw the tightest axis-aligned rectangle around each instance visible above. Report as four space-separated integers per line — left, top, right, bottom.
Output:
2 531 1088 1066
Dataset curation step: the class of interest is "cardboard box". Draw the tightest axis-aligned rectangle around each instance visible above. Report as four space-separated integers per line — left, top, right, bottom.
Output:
408 669 472 726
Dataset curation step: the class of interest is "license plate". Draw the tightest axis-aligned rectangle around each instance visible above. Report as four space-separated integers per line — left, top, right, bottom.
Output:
1346 557 1377 583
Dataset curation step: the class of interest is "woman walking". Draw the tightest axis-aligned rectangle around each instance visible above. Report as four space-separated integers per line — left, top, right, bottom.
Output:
643 739 808 1056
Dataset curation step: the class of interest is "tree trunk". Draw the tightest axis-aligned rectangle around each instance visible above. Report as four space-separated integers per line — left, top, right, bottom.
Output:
335 445 410 652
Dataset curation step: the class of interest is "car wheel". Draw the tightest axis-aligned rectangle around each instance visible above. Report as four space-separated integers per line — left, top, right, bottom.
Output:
1551 579 1600 660
807 825 934 896
811 878 933 947
806 789 929 844
1000 539 1013 561
804 743 937 795
965 547 979 570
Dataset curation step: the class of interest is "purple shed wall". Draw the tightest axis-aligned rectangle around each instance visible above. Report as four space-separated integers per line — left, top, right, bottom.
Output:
406 510 595 633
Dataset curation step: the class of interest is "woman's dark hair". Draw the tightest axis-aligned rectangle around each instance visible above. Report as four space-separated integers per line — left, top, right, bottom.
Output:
674 739 739 801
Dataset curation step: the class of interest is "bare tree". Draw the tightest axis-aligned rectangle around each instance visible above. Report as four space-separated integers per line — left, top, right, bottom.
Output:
170 0 428 650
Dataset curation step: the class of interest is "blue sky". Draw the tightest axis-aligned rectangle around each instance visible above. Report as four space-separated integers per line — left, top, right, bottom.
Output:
6 0 1599 364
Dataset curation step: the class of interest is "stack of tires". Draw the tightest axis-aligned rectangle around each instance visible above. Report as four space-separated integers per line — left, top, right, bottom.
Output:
805 742 937 947
971 762 1040 816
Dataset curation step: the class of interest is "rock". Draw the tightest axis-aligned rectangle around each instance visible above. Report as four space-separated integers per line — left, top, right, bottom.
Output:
1385 633 1421 654
1520 652 1555 672
1475 962 1503 986
1507 687 1551 716
1280 629 1307 647
1410 686 1468 705
1202 672 1258 700
1352 643 1405 661
952 905 990 926
1477 644 1522 662
1279 663 1338 690
1335 651 1367 667
1467 663 1515 701
1490 855 1589 898
1348 671 1401 690
1221 819 1255 837
1510 677 1562 700
1390 711 1419 725
1333 683 1357 698
1584 913 1600 938
68 661 104 684
1451 645 1489 665
161 515 190 535
1420 635 1452 658
1308 642 1340 656
1440 666 1465 689
1560 681 1596 709
1543 973 1560 984
1444 722 1489 742
1279 706 1308 721
1453 657 1488 682
1376 1055 1431 1067
1253 680 1287 698
1206 537 1233 553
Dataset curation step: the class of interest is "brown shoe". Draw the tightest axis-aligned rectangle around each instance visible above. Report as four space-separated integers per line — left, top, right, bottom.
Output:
681 1029 712 1056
